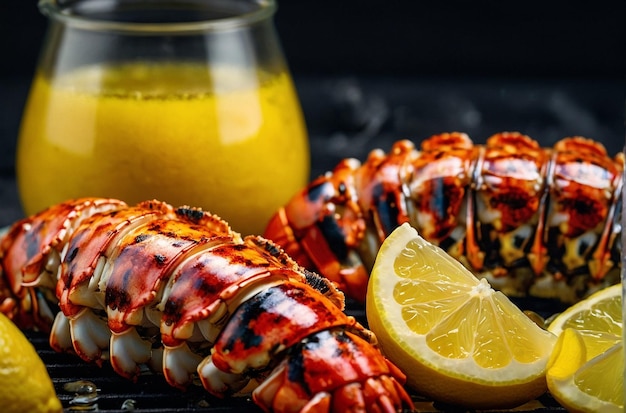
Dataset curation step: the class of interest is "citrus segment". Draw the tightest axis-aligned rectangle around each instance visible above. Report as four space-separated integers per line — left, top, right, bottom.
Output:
0 312 62 413
547 283 622 337
547 328 623 412
366 223 556 409
546 283 623 413
547 329 587 380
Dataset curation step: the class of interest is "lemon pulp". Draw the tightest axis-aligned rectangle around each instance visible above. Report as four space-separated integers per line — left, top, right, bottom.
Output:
367 223 556 409
546 284 623 413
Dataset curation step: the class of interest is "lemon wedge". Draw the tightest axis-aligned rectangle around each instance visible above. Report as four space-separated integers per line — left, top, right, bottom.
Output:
547 283 622 337
0 312 62 413
546 284 623 413
366 223 557 409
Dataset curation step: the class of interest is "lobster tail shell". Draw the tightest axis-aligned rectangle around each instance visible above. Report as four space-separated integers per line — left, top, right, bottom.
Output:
0 197 413 413
209 281 358 376
0 198 126 330
253 328 412 413
264 132 624 304
57 200 178 319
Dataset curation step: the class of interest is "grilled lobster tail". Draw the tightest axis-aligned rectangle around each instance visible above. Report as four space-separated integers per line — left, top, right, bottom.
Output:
0 198 413 413
264 132 624 304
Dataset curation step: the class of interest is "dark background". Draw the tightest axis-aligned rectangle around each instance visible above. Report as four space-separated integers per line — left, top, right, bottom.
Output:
1 0 625 79
278 0 625 80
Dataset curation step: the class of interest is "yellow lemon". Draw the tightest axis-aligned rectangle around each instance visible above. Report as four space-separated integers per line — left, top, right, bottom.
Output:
366 223 557 409
546 284 623 412
0 312 62 413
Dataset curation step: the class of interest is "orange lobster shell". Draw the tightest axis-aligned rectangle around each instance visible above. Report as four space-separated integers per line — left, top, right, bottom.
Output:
264 132 624 304
0 198 412 413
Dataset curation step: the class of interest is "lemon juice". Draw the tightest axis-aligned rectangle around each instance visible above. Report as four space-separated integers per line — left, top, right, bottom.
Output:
17 62 309 235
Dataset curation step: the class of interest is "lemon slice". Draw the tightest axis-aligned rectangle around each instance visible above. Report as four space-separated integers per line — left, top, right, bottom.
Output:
546 284 623 412
366 223 557 409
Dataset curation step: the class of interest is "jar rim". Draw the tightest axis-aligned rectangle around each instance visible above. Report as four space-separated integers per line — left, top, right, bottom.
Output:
38 0 277 33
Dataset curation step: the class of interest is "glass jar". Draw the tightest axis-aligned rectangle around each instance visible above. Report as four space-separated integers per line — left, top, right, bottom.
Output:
17 0 309 235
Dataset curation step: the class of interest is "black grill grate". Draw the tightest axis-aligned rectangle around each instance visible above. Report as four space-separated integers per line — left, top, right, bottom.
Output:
32 329 261 412
30 303 567 412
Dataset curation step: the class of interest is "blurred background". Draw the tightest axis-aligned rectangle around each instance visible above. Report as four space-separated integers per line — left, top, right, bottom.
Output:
0 0 624 225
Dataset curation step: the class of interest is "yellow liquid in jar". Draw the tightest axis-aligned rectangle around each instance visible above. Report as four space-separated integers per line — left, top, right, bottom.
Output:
17 62 309 235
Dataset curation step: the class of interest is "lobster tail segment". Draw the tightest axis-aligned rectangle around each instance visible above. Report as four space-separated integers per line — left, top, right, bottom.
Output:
0 197 126 330
263 140 422 304
192 268 411 411
252 328 412 413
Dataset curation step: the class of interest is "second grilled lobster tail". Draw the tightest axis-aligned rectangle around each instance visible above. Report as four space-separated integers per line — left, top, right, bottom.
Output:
264 132 624 304
0 198 413 413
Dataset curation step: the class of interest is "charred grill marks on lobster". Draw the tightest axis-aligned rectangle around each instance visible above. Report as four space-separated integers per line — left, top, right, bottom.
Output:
0 198 412 413
264 132 624 304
